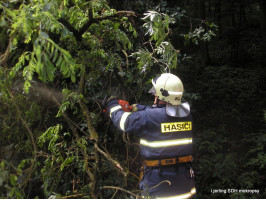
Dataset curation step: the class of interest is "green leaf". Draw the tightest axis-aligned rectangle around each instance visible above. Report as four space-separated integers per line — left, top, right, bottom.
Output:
52 48 59 63
60 155 74 171
44 53 55 81
10 174 18 186
55 56 63 67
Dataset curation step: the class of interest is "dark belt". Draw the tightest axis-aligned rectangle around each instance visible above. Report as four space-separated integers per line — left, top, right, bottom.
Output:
143 155 193 167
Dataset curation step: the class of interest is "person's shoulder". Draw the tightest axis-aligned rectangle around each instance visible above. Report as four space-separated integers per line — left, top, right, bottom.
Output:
133 104 152 111
147 105 166 114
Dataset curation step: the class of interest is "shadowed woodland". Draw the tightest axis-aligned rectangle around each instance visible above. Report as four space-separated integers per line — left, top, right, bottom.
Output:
0 0 265 199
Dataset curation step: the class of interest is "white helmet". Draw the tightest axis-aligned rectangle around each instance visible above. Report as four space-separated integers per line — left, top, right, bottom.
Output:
149 73 184 105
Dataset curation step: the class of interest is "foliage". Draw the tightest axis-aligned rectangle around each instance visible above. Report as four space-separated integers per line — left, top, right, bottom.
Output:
0 160 25 198
132 11 178 73
184 22 218 45
0 0 179 198
0 0 265 199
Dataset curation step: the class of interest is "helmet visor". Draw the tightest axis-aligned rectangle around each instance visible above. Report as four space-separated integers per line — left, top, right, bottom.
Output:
148 86 156 95
148 75 161 95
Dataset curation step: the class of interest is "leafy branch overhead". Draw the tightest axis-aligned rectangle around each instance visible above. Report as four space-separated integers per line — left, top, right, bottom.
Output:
184 21 218 45
1 0 138 92
132 11 179 73
142 11 170 45
0 0 181 199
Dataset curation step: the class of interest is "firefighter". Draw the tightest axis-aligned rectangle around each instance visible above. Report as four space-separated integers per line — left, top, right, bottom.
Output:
106 73 196 199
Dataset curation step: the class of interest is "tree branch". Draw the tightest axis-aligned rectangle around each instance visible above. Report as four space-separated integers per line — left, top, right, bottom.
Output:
0 36 13 67
58 11 136 42
78 7 94 37
49 93 99 199
50 94 95 180
79 11 137 37
94 143 127 177
78 99 99 142
77 65 99 198
61 193 88 199
100 186 140 198
57 18 81 41
7 88 37 189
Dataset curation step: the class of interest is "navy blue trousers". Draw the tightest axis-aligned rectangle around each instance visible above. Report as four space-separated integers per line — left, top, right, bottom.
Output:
140 164 196 198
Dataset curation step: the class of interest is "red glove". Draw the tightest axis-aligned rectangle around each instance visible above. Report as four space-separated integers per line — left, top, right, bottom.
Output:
118 100 132 112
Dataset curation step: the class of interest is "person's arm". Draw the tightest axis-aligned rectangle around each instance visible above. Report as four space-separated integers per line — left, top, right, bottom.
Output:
107 100 149 137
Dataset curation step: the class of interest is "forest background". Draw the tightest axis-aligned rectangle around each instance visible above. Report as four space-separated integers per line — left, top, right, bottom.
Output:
0 0 265 199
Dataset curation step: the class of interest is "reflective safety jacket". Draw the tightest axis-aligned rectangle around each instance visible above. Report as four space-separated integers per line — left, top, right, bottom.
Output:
107 100 196 198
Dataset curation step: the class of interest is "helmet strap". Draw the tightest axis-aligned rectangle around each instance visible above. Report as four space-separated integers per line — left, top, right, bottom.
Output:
156 97 167 105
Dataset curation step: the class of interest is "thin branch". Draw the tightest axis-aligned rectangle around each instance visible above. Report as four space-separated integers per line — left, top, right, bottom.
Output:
58 10 136 42
122 49 129 70
80 11 136 36
128 171 139 181
111 189 119 199
94 143 127 177
78 64 98 199
61 193 88 199
145 180 171 191
50 94 95 182
7 88 37 188
78 65 85 95
78 99 99 142
100 186 140 198
0 36 13 67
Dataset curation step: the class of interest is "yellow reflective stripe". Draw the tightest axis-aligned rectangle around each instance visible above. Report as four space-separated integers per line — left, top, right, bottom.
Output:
157 187 196 199
140 138 192 148
110 105 122 118
120 112 132 131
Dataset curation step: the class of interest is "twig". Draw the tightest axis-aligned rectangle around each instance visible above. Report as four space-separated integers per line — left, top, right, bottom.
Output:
7 88 37 189
59 10 136 42
145 180 171 191
131 149 140 165
100 186 140 198
0 36 13 67
128 171 140 180
111 189 118 199
100 143 112 158
49 94 90 138
78 98 99 142
61 193 88 199
94 143 127 177
50 94 95 190
122 49 129 70
77 66 99 199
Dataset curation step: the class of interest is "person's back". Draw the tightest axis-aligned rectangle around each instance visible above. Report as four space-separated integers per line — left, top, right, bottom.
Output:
107 73 196 198
126 104 193 159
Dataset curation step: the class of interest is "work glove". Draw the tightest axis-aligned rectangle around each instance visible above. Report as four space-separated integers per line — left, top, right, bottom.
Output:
131 104 138 112
131 104 146 112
